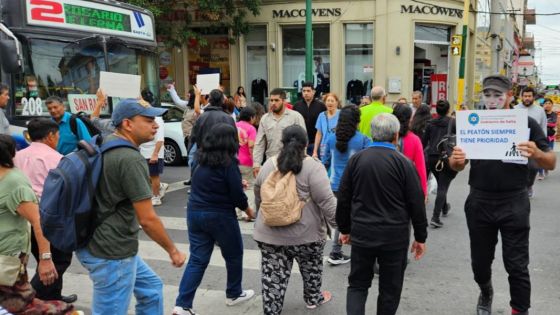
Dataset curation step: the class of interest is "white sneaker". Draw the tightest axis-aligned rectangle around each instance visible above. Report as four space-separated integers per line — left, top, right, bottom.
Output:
172 306 199 315
225 289 255 306
151 196 162 206
159 183 169 199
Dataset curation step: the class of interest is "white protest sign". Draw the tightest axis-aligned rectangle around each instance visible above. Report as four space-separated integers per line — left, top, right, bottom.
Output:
196 73 220 95
67 94 109 115
456 109 529 160
99 71 141 98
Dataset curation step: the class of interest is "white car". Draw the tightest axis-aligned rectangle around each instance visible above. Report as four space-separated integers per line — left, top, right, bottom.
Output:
161 103 188 166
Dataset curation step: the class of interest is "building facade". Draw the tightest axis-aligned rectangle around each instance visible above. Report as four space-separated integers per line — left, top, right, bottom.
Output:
160 0 478 109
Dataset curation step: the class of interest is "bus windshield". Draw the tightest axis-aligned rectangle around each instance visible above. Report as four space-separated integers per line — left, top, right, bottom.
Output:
13 37 159 117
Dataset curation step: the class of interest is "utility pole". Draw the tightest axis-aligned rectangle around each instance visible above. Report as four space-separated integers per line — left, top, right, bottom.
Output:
457 0 470 109
305 0 313 81
490 0 502 74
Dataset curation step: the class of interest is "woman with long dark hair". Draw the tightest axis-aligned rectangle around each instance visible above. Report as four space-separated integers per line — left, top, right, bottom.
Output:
173 124 255 315
234 86 247 109
422 100 457 228
392 103 428 197
410 104 431 139
253 125 337 314
321 105 371 265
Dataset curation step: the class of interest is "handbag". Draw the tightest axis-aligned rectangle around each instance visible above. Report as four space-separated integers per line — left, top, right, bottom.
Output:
0 225 30 286
435 118 456 172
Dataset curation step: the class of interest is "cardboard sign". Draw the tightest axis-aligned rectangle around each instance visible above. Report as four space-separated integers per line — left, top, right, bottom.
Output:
196 73 220 95
456 109 529 160
99 71 141 99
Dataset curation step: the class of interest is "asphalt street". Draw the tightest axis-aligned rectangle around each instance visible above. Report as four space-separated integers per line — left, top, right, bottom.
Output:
30 152 560 315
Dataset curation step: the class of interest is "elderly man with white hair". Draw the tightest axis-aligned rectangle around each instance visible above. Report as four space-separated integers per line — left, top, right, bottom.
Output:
357 86 393 138
336 113 428 315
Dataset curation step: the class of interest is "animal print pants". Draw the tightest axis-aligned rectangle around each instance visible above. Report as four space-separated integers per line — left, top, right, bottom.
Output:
257 240 326 315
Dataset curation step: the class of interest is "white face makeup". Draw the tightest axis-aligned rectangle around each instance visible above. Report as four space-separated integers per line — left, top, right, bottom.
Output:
482 89 507 110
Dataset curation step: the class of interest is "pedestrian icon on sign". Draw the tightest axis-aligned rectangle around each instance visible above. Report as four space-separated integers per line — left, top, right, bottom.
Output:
505 142 520 157
452 47 460 56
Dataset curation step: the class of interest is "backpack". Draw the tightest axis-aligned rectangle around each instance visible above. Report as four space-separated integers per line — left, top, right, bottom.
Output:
70 112 101 137
39 136 136 252
259 157 311 227
435 118 456 172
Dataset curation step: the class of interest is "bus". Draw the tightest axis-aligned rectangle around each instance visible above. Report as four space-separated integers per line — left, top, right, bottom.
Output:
0 0 159 138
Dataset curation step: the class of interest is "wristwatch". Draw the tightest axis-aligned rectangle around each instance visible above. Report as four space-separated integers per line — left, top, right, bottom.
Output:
40 252 52 260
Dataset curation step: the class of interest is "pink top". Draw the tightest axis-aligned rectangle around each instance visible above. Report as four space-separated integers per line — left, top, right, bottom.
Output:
236 121 257 167
402 132 427 196
14 142 63 199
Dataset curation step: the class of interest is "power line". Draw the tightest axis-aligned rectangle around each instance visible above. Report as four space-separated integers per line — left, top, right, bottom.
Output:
532 24 560 34
411 0 560 16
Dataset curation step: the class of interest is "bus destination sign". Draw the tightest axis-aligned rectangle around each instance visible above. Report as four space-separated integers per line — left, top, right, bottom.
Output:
26 0 154 41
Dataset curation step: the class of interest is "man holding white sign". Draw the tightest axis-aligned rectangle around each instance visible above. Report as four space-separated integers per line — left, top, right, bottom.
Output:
450 75 556 315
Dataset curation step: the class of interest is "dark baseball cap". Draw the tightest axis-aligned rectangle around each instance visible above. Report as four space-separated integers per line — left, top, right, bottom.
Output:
112 98 167 126
482 75 512 93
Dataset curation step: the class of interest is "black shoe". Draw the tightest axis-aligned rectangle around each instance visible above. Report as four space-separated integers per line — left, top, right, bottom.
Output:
430 217 443 228
327 252 351 265
183 179 191 186
476 282 493 315
60 294 78 303
442 203 451 217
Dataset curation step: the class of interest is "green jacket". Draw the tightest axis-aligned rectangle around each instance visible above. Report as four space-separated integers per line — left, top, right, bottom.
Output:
358 101 393 138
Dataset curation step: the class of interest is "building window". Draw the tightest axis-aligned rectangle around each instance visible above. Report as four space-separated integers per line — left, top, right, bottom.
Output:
245 26 268 105
282 25 330 97
187 29 230 94
344 23 374 105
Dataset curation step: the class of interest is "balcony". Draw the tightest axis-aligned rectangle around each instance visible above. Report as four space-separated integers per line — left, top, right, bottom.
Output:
523 32 535 50
524 8 536 25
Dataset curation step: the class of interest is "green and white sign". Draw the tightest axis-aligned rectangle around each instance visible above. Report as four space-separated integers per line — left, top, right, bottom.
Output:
26 0 155 41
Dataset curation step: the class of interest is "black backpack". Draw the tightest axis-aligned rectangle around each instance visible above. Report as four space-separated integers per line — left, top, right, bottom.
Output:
70 112 101 137
435 118 456 172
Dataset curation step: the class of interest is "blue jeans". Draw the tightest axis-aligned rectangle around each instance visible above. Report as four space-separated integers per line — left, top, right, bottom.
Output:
76 248 163 315
176 210 244 308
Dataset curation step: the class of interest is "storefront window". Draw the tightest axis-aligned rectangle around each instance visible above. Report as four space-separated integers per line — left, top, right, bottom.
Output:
282 25 330 97
344 23 374 105
245 26 268 105
188 31 230 94
413 24 451 108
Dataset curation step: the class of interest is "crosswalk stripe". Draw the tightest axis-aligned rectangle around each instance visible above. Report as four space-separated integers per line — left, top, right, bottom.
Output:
32 270 263 315
138 240 266 271
165 180 188 194
159 216 256 235
138 240 328 274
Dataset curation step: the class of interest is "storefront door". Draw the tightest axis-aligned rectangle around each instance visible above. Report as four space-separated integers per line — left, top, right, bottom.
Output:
413 24 451 109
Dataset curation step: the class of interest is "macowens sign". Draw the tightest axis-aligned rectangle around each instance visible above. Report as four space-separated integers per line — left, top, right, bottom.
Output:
273 8 342 18
26 0 155 41
401 4 463 18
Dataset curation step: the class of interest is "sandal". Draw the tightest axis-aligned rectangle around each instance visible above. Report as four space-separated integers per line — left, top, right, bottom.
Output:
306 290 332 309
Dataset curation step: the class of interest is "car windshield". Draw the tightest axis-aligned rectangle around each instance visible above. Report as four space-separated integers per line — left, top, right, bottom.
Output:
13 37 159 117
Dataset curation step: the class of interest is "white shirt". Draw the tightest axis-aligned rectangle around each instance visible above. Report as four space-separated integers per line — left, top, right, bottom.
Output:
140 116 165 159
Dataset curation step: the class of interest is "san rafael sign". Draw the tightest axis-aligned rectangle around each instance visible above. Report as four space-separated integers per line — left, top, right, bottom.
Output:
401 4 463 18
